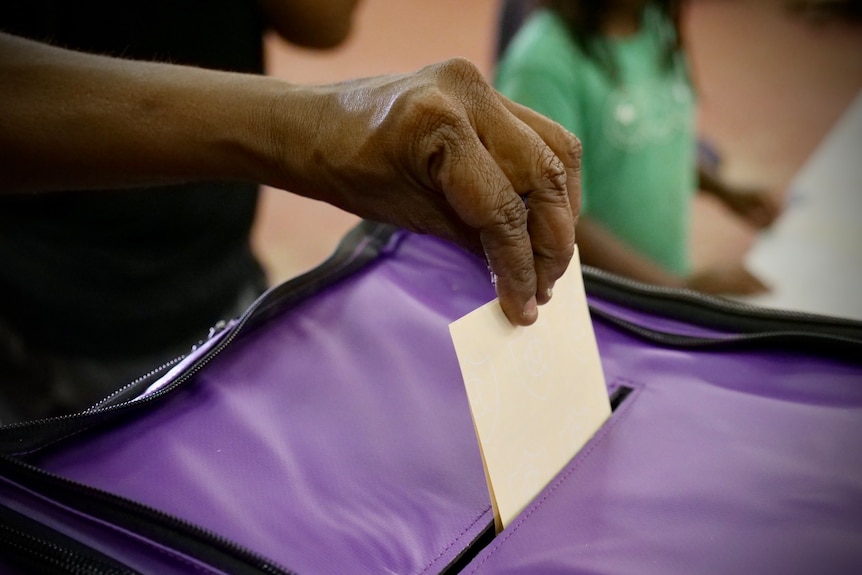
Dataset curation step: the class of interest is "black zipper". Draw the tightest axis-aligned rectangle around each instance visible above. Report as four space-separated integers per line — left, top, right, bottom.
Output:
0 220 396 457
6 223 859 456
0 500 141 575
1 222 859 575
583 262 862 352
587 304 862 352
0 454 294 575
0 222 395 574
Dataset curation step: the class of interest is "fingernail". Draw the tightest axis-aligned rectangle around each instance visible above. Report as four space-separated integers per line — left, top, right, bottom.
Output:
522 296 538 323
536 283 554 305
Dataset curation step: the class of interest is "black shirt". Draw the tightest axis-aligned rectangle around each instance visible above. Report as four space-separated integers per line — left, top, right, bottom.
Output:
0 0 268 356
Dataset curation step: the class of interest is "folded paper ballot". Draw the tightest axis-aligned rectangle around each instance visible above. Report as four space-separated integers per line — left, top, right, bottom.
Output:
449 247 610 532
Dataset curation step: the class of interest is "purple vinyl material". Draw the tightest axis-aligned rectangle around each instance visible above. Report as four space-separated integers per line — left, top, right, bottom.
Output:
25 230 498 575
7 228 862 574
465 315 862 572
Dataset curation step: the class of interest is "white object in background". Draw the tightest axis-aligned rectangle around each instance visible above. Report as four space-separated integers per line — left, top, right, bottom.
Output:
743 90 862 321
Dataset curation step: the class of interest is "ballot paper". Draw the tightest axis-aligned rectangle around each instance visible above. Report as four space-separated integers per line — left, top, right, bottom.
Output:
449 247 610 532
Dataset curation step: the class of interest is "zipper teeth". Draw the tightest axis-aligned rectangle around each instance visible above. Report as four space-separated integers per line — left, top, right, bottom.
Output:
90 354 187 410
92 485 290 575
584 265 862 325
0 224 392 574
0 523 131 575
3 226 852 574
98 221 391 414
591 305 862 348
0 294 285 568
1 222 391 438
93 321 232 411
4 457 294 575
3 230 856 441
7 273 318 573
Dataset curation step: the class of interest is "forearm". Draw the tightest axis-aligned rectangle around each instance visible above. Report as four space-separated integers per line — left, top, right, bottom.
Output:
697 166 730 200
0 38 583 326
576 217 685 288
0 32 306 193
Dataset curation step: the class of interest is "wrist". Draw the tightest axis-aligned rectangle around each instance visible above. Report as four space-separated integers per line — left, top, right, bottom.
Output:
163 70 296 188
255 81 335 197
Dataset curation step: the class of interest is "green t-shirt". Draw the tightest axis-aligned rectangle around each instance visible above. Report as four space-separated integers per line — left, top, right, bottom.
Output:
495 7 696 274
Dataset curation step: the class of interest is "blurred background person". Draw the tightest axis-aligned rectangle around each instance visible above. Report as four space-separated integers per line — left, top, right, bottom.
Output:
0 1 361 422
495 0 782 294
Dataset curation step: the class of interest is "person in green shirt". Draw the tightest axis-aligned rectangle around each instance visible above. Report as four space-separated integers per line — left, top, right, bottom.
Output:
496 0 781 294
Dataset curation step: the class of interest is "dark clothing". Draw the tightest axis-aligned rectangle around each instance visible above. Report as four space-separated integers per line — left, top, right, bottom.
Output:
0 0 268 357
0 1 266 74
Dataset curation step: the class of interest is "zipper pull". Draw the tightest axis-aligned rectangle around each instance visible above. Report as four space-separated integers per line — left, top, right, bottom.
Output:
191 320 229 352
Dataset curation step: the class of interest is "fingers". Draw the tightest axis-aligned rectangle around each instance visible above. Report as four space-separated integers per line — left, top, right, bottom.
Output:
432 118 539 325
340 58 580 325
498 95 582 230
423 60 580 325
491 95 581 305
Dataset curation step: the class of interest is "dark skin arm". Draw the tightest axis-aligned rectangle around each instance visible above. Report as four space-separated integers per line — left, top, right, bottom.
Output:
0 32 581 326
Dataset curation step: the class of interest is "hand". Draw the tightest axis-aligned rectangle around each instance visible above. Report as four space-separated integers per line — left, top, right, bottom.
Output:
720 186 782 229
275 59 581 326
685 263 770 296
0 37 580 327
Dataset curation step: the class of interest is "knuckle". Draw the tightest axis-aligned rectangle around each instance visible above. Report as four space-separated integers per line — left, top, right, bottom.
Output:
432 58 495 110
555 126 583 169
507 257 537 289
489 245 535 289
534 224 575 269
493 191 529 231
399 86 457 133
565 131 583 163
419 106 471 179
435 57 485 86
537 150 568 196
392 87 469 173
551 240 576 270
556 130 583 179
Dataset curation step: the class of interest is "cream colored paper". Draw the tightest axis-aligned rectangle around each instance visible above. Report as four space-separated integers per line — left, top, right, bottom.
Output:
449 247 610 532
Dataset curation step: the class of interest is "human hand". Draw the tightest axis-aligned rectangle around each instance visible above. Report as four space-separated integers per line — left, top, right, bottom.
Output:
274 59 581 326
0 37 578 327
720 186 782 229
685 263 770 296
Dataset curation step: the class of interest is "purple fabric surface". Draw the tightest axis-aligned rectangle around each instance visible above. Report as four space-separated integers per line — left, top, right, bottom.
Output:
30 231 497 575
465 318 862 575
17 230 862 575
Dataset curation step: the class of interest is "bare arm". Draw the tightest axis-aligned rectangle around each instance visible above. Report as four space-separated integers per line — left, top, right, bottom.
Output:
699 166 782 229
577 215 768 295
0 32 581 326
0 32 286 192
577 216 685 287
258 0 360 49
